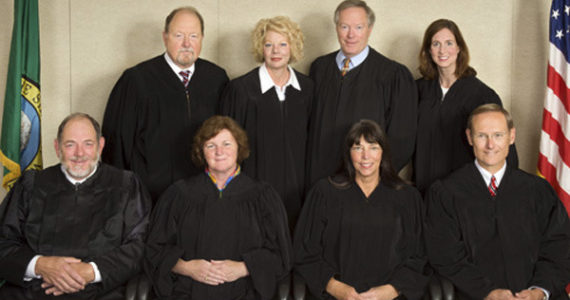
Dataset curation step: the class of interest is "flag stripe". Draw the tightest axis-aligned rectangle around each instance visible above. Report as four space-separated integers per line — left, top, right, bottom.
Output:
547 65 570 115
538 154 570 214
539 129 570 194
549 43 570 88
541 108 570 166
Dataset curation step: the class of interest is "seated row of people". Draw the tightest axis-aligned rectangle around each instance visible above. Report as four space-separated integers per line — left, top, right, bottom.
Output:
1 106 569 300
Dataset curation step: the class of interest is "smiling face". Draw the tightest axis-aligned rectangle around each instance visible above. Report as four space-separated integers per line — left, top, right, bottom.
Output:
263 30 291 72
163 10 203 68
203 129 238 179
466 111 515 174
336 6 372 58
55 117 104 181
350 136 382 182
429 28 460 73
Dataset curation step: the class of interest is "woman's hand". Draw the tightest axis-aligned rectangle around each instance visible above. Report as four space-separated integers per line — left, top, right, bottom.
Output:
326 277 363 300
171 259 226 285
211 260 249 282
359 284 399 300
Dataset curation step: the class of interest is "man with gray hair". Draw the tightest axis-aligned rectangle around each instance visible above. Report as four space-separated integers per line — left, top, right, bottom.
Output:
102 6 229 203
0 113 151 299
306 0 417 186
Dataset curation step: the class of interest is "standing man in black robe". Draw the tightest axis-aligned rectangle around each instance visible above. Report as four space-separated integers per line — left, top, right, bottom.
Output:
0 113 151 300
425 104 570 300
102 6 229 202
306 0 417 187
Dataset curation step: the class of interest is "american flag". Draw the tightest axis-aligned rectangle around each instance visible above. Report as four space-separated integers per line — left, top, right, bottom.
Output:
538 0 570 218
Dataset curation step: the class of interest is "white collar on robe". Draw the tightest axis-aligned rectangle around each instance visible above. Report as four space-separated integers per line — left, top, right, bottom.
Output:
258 63 300 101
474 159 507 187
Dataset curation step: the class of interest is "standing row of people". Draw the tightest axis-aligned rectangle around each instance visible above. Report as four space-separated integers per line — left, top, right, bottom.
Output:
0 1 568 300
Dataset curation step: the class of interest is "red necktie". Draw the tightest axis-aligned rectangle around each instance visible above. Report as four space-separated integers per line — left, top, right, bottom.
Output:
179 70 190 87
488 176 497 196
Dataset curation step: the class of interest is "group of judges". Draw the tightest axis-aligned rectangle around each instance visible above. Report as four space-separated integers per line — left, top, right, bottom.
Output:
0 1 569 300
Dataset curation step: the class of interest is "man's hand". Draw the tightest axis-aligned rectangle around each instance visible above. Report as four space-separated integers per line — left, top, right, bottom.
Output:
35 256 86 295
515 289 546 300
210 260 248 282
484 289 517 300
359 284 399 300
42 262 96 295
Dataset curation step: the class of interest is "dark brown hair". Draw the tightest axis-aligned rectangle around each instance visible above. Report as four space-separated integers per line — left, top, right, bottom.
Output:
192 116 249 168
57 112 101 144
418 19 476 80
332 119 406 190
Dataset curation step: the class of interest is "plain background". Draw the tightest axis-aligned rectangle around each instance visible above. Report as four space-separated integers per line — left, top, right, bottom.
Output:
0 0 552 199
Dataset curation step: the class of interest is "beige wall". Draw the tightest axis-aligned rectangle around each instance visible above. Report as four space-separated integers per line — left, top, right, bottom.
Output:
0 0 551 198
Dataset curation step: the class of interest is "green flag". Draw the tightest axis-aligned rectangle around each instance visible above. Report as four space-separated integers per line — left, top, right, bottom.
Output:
0 0 42 190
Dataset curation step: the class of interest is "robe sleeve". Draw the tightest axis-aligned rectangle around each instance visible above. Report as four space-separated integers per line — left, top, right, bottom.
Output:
219 79 249 124
528 179 570 295
293 183 338 298
385 65 418 171
143 185 187 297
388 189 431 299
424 181 497 299
241 183 293 299
90 172 151 294
102 70 147 179
0 171 38 286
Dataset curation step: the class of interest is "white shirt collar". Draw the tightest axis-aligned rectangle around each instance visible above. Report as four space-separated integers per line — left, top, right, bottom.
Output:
336 45 370 70
164 53 195 81
259 64 301 98
474 159 507 187
60 163 98 185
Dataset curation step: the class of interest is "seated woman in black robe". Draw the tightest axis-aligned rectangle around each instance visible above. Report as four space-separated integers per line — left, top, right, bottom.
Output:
294 120 430 300
144 116 292 300
414 19 518 194
220 16 313 231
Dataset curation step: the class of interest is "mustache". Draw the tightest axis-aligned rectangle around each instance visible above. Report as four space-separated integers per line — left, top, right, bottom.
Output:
179 48 194 53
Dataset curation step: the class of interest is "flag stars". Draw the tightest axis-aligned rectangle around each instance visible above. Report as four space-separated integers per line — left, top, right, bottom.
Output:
553 9 560 19
566 5 570 16
556 29 564 39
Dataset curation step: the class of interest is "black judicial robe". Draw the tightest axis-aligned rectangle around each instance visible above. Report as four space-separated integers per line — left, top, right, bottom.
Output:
0 164 151 300
424 164 570 299
294 178 430 300
102 55 229 201
144 173 292 300
414 76 518 194
220 67 313 229
306 48 417 186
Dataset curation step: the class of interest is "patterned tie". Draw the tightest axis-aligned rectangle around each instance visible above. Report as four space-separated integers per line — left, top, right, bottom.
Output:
488 175 498 196
179 70 190 87
341 58 351 76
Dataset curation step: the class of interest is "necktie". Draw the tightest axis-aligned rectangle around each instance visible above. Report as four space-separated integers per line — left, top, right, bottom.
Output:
179 70 190 87
341 58 351 76
488 175 497 196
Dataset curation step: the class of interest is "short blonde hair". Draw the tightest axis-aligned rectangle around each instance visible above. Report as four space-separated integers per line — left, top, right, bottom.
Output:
251 16 304 63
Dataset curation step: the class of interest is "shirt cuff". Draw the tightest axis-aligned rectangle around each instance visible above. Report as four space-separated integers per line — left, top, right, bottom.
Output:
24 255 42 281
89 262 102 283
529 286 549 300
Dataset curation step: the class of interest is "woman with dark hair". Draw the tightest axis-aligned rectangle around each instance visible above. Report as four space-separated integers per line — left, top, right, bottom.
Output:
414 19 517 194
144 115 292 299
294 120 430 300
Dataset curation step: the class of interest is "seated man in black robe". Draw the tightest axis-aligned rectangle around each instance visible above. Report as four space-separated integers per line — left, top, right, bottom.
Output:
0 113 151 300
306 0 417 187
425 104 570 300
102 6 229 202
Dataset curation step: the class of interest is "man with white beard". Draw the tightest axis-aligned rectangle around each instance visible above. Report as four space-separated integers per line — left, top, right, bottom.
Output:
0 113 151 300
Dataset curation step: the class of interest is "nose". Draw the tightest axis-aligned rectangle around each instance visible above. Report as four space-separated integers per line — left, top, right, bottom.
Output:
361 148 370 159
182 36 191 47
486 137 495 149
272 45 278 53
75 145 84 157
215 146 223 156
